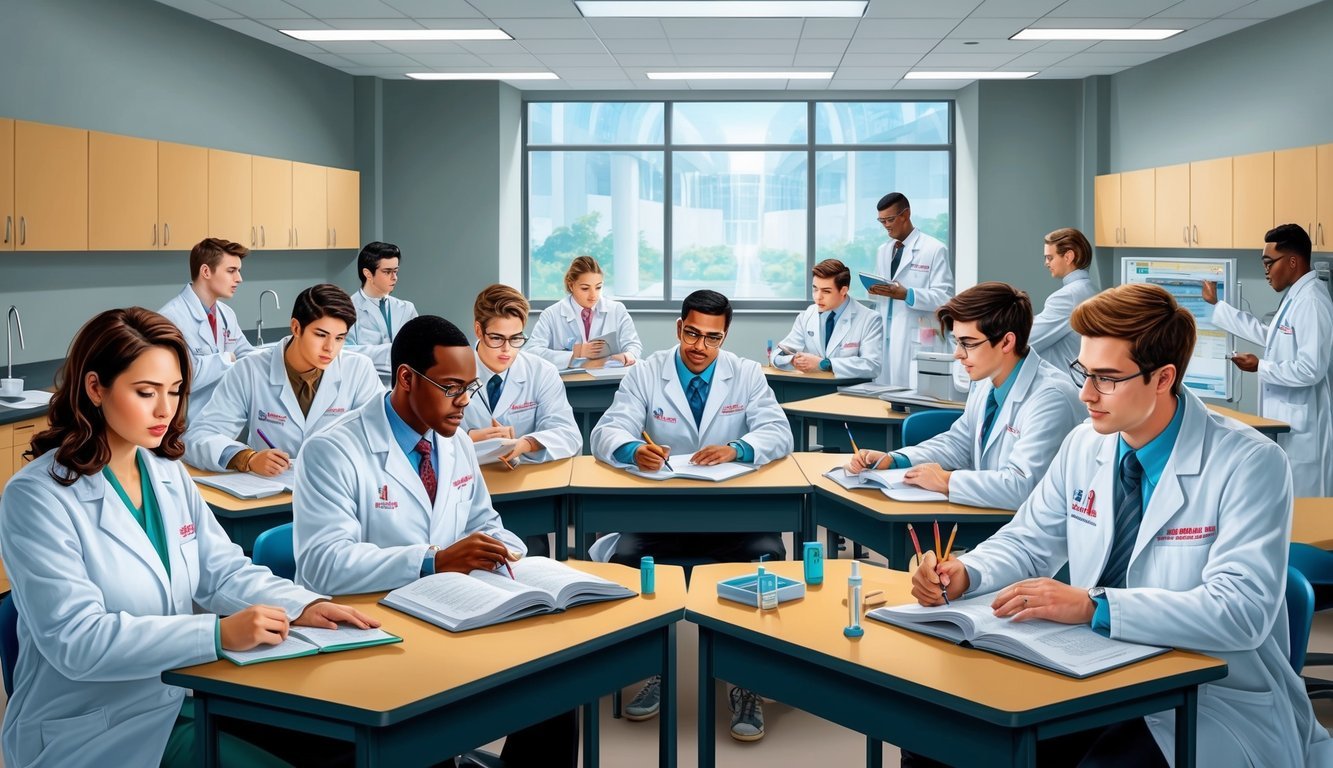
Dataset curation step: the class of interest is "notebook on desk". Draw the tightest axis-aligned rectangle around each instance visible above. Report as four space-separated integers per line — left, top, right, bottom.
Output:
823 466 947 502
221 625 401 666
627 461 757 483
194 467 296 499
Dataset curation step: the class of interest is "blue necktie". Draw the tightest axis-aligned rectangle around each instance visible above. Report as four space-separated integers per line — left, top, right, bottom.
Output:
487 375 503 411
379 298 393 340
887 240 904 319
980 391 1000 446
824 310 837 350
1099 451 1144 589
687 375 707 427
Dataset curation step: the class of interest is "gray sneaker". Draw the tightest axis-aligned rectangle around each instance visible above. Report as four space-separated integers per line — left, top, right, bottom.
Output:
728 686 765 742
624 676 661 721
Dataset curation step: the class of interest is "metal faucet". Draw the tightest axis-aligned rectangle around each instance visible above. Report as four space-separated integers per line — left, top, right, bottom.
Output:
6 305 25 380
257 290 281 346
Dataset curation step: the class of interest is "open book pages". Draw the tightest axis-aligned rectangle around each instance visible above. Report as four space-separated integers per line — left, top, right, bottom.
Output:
627 461 757 483
473 437 521 465
584 365 630 378
380 556 635 632
194 463 297 500
867 593 1168 678
822 467 947 502
838 382 908 398
221 625 401 666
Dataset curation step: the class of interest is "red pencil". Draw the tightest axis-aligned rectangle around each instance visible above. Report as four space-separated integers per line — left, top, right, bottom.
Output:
504 560 516 580
933 520 942 560
906 523 924 562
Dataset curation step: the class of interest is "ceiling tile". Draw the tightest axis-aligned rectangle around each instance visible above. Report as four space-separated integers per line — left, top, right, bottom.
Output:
796 38 850 53
211 0 310 17
846 37 937 53
1151 0 1251 17
840 51 930 66
282 0 406 18
340 66 414 76
520 38 609 53
1056 51 1167 67
1081 37 1196 54
313 40 394 53
670 38 798 54
512 79 569 90
562 78 634 88
1032 66 1123 78
413 18 508 28
321 17 422 28
456 39 530 53
1003 51 1072 67
302 51 356 67
377 40 469 53
864 0 982 18
685 79 792 90
660 19 805 38
477 52 545 66
931 38 1041 52
833 65 915 79
253 17 330 30
945 17 1028 38
854 19 962 37
338 51 420 66
1044 0 1179 18
916 52 1023 66
585 18 665 38
492 18 597 38
612 53 680 66
463 0 581 16
1033 40 1097 53
793 52 844 66
381 0 482 16
671 53 798 66
213 18 324 51
1170 18 1263 42
798 18 861 38
1026 17 1154 27
968 0 1060 17
153 0 244 20
407 52 488 66
533 52 620 67
1225 0 1326 17
893 78 963 89
602 37 673 53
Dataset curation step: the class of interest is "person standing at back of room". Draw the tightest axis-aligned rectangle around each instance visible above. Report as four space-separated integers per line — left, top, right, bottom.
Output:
866 193 953 388
346 241 420 374
1028 227 1098 369
527 255 643 370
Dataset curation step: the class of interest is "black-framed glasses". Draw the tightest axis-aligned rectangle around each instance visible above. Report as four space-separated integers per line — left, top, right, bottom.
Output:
407 366 482 399
876 208 908 226
1069 361 1151 396
481 332 527 349
681 327 726 349
1260 255 1288 270
949 334 997 359
376 267 400 277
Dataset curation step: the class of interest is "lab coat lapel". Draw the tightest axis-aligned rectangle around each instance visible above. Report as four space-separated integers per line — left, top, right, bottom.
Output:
560 297 587 343
430 434 462 541
493 357 526 418
981 356 1038 458
661 348 699 440
1131 394 1204 569
304 356 342 433
697 354 734 435
268 342 308 432
890 229 920 281
181 286 219 353
367 402 434 514
142 456 194 609
85 464 171 605
1074 436 1118 587
826 302 854 355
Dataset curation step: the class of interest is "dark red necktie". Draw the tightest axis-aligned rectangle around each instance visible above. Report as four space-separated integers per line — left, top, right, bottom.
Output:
415 438 436 504
207 309 218 343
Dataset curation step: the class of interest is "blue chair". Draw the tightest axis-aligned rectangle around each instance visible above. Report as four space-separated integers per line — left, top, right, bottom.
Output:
1 594 17 696
902 409 963 447
1288 565 1316 674
1288 544 1333 699
252 523 295 581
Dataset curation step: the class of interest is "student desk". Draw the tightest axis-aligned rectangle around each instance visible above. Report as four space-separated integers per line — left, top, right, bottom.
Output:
188 466 292 555
481 457 574 560
763 367 872 450
781 393 906 452
686 561 1227 768
165 562 686 768
1291 497 1333 549
561 371 626 455
567 455 811 560
1204 403 1290 439
793 453 1012 570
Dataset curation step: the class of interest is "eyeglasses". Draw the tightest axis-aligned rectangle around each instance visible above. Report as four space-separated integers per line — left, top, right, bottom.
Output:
481 332 527 349
1068 360 1152 395
949 334 996 359
1260 255 1288 270
407 366 482 399
876 209 908 226
681 327 726 349
376 268 400 277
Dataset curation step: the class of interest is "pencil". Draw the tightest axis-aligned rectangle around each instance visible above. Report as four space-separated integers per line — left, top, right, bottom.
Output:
906 523 924 563
843 422 861 458
942 523 959 561
933 520 942 560
640 430 674 472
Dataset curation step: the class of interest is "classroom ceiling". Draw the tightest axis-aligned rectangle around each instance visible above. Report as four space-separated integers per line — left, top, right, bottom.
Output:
153 0 1324 90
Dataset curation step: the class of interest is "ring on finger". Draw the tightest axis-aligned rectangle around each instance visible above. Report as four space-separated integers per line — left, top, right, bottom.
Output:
1022 596 1029 605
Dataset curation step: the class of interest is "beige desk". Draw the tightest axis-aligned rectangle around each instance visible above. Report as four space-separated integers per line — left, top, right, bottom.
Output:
166 562 687 768
567 455 812 559
794 452 1013 568
1204 403 1290 438
560 370 625 455
1292 497 1333 549
481 457 575 559
687 560 1226 768
781 392 906 451
188 465 293 554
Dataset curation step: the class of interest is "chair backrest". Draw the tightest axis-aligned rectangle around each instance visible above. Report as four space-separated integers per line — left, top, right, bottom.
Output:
1287 565 1316 674
252 522 296 581
1 594 19 696
902 409 963 447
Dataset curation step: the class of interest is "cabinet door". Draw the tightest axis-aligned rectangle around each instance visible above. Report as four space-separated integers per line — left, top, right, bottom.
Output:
159 142 208 251
291 162 327 250
1094 174 1121 247
1154 163 1191 248
252 156 292 250
1190 157 1232 249
0 119 13 252
1317 144 1333 252
1231 152 1273 251
0 446 13 495
14 121 88 251
327 167 360 250
1119 169 1156 247
11 421 39 474
208 149 252 245
89 132 158 251
1274 147 1316 238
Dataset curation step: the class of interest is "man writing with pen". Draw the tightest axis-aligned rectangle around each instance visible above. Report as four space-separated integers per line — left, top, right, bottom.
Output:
291 314 578 768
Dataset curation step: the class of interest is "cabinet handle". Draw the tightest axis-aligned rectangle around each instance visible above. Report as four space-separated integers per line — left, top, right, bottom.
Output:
261 225 266 247
288 228 293 247
251 226 257 247
19 216 25 246
1183 225 1189 244
164 223 170 247
1320 222 1325 246
152 223 158 246
1122 227 1127 244
332 228 336 247
3 215 9 244
1193 225 1199 245
295 228 298 248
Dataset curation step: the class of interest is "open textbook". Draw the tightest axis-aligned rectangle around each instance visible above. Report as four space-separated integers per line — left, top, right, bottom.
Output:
381 556 635 632
628 461 757 483
867 593 1168 678
194 463 297 499
473 437 521 465
823 466 947 502
222 625 402 666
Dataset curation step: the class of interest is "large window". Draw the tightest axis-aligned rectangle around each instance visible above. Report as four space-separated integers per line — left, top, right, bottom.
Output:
526 100 952 307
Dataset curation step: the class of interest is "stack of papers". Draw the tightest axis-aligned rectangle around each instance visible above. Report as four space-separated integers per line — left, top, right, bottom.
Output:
195 466 297 499
627 461 756 482
823 466 947 502
838 382 907 398
878 389 965 409
0 390 54 409
584 366 631 379
473 437 521 465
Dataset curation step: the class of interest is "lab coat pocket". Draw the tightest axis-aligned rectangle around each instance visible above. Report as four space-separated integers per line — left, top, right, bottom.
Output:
179 539 202 594
36 708 109 761
1147 540 1213 592
1197 684 1291 767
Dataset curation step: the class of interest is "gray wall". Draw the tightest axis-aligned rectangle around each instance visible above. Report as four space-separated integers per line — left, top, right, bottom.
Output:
0 0 357 368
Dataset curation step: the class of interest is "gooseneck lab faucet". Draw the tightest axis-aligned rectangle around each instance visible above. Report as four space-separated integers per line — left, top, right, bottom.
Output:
257 290 281 346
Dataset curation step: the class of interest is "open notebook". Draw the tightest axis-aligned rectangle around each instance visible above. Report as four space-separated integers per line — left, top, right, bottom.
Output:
194 464 297 499
627 461 756 483
221 625 402 666
823 466 947 502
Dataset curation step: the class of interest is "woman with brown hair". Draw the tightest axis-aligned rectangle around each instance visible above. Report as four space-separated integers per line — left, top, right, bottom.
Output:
0 307 375 768
526 255 643 369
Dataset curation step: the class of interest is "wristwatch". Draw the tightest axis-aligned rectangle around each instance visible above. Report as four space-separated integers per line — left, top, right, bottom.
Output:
1087 586 1106 603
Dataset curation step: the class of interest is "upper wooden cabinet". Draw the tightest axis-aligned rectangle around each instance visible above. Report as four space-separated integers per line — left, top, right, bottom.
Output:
158 142 208 251
1154 163 1191 248
1093 174 1120 247
14 121 88 251
1231 152 1272 251
208 149 251 246
1118 169 1154 247
0 119 13 252
291 162 326 250
89 132 158 251
1274 146 1316 238
1317 144 1333 253
1190 157 1232 249
327 167 360 250
252 156 292 250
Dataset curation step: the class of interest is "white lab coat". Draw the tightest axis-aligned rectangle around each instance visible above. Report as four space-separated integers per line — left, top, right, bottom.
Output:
896 354 1083 510
527 295 644 369
591 346 793 465
157 284 256 416
959 390 1332 767
1028 269 1097 370
1210 271 1333 497
293 396 527 595
873 228 954 388
346 289 420 372
0 450 322 768
771 297 884 380
183 341 384 471
463 349 583 462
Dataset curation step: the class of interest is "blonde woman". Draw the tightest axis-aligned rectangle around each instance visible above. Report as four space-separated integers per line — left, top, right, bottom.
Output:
527 256 642 369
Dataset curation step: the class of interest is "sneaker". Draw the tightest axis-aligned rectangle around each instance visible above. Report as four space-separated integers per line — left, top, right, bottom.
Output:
728 686 765 742
624 676 661 721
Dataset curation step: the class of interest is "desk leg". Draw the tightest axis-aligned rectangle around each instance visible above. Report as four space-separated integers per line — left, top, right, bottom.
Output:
698 627 716 768
582 700 599 768
354 727 382 767
573 497 588 560
797 416 811 451
194 696 220 768
555 496 569 561
1012 728 1037 768
866 737 883 768
1175 686 1198 768
660 623 678 768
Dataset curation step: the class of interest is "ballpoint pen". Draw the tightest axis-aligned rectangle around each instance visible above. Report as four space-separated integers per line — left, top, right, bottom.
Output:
255 428 277 450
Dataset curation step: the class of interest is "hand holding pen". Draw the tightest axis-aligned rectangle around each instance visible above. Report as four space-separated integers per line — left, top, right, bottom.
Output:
249 428 291 477
638 431 673 472
909 523 969 607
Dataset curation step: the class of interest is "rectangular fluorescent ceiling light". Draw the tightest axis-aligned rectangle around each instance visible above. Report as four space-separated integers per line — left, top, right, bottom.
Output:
282 29 511 41
647 71 832 80
1012 28 1181 41
577 1 866 17
905 71 1036 80
407 72 559 80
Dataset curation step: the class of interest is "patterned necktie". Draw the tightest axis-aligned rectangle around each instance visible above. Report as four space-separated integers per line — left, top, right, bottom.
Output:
487 375 503 412
824 310 837 350
415 438 437 505
581 306 593 339
1099 451 1145 589
379 298 393 340
980 391 1000 447
687 375 707 427
207 308 218 343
